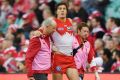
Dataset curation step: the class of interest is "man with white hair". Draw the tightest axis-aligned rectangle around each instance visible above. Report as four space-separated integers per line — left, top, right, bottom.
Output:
25 18 56 80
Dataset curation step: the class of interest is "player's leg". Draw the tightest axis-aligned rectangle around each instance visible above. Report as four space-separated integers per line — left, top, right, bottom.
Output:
66 68 79 80
52 73 63 80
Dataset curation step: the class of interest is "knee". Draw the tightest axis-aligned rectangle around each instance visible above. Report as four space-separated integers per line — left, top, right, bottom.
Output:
66 68 79 80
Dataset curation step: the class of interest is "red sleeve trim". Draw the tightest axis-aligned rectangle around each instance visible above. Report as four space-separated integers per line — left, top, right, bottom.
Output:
88 42 95 63
90 66 97 72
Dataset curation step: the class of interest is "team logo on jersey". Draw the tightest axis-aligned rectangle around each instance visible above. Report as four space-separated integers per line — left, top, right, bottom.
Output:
67 26 72 31
56 66 61 71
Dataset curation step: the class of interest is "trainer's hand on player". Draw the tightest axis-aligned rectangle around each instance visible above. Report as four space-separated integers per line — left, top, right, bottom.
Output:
28 77 35 80
52 45 59 52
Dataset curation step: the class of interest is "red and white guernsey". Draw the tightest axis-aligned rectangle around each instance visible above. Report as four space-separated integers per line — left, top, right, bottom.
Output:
52 18 74 56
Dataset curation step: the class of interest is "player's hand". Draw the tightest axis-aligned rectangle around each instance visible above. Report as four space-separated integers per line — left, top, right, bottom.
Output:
28 77 35 80
95 71 101 80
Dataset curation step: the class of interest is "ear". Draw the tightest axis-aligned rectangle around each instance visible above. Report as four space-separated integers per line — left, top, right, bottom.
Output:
55 12 57 17
77 29 80 33
46 26 49 28
42 26 46 30
56 9 58 16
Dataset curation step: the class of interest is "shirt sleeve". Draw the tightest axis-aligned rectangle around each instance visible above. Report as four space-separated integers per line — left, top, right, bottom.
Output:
25 37 41 77
87 42 95 64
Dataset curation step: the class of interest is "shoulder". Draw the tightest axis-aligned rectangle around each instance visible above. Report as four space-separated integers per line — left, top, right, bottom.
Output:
28 37 41 49
30 37 40 43
74 35 82 43
54 18 58 22
67 18 73 23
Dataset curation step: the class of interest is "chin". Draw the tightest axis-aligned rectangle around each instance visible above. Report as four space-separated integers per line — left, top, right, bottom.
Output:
83 37 87 40
51 31 54 34
60 16 66 18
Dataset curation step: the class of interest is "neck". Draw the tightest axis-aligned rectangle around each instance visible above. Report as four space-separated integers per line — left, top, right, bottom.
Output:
83 38 87 41
57 17 66 22
43 29 50 36
117 58 120 61
78 34 87 41
96 47 103 52
40 26 49 36
104 58 109 63
111 24 117 30
42 28 47 35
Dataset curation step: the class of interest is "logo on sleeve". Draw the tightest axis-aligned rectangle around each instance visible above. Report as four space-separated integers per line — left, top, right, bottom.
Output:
58 27 64 31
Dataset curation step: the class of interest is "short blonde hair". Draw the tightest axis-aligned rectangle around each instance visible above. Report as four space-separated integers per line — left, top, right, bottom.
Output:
42 17 56 27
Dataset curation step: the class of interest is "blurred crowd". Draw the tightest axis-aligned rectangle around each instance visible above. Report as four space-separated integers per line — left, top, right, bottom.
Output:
0 0 120 73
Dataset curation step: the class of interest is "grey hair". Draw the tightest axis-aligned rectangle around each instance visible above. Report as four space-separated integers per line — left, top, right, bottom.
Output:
42 17 56 27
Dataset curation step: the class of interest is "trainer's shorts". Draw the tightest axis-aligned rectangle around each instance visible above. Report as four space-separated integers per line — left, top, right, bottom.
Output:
33 73 48 80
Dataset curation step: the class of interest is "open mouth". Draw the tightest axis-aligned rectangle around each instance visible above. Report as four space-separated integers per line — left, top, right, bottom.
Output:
61 12 64 15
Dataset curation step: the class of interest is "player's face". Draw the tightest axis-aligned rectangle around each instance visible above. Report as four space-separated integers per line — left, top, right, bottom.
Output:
56 5 67 18
78 27 89 39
